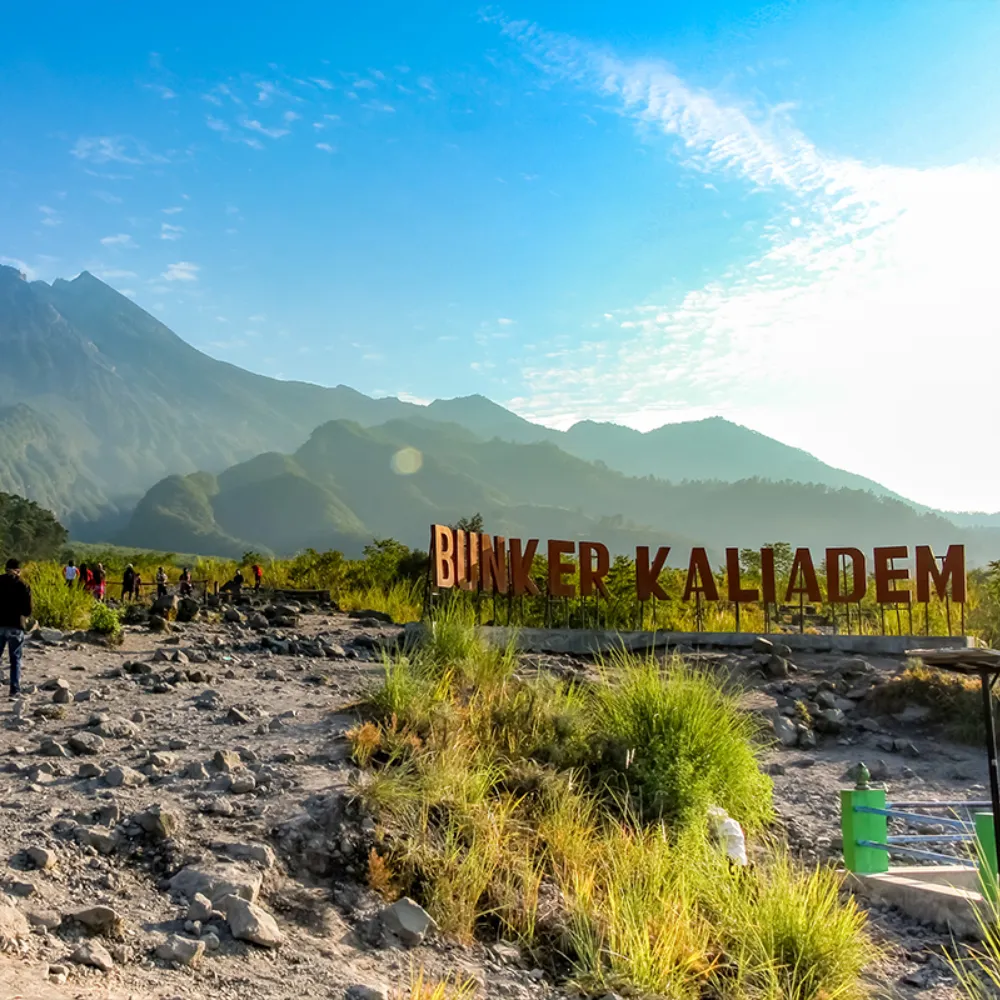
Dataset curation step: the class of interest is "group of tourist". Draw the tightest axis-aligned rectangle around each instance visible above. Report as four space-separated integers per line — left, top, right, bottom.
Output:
0 557 266 700
62 560 264 603
62 560 108 600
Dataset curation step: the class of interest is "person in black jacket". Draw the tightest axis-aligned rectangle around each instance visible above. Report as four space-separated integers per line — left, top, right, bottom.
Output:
0 558 32 698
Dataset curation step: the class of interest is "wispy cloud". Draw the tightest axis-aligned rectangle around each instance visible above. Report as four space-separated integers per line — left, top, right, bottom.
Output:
497 18 1000 509
0 256 36 279
95 268 137 279
160 223 185 241
71 135 168 165
92 191 123 204
163 261 199 282
239 117 290 139
100 233 136 247
38 205 61 227
144 83 176 100
316 142 336 153
162 206 183 215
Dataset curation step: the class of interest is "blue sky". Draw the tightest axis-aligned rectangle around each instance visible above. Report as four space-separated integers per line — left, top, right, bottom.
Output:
3 1 1000 510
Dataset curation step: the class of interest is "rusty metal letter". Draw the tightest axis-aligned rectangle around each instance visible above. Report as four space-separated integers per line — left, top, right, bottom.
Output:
784 548 822 603
509 538 540 597
579 541 610 598
636 546 670 601
760 548 777 604
432 524 456 589
683 548 719 601
915 545 966 603
480 534 508 594
825 548 867 603
873 546 911 604
547 540 576 598
466 531 480 591
725 548 759 603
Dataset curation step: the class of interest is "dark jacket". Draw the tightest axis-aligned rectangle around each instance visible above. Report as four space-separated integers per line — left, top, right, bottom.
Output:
0 574 32 629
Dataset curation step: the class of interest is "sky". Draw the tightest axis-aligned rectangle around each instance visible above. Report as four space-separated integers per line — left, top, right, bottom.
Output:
2 1 1000 512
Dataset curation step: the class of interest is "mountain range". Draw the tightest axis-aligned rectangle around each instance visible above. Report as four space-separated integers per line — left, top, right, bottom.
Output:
1 263 997 562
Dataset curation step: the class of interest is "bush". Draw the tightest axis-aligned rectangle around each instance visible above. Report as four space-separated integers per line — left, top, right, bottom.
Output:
24 563 93 631
89 602 122 642
594 654 773 831
350 621 868 1000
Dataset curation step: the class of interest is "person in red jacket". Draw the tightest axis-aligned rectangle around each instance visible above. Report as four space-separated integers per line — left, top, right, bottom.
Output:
252 564 263 592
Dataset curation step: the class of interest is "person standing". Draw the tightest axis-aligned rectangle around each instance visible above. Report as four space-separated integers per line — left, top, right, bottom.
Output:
77 562 88 589
0 559 32 698
232 567 244 598
122 564 136 602
156 567 168 598
95 563 107 602
252 563 263 592
179 567 192 597
64 560 79 587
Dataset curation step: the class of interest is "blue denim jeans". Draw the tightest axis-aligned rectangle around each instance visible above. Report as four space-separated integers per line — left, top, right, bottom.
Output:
0 628 24 695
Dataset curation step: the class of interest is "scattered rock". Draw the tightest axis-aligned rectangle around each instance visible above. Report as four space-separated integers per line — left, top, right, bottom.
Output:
186 893 214 922
222 894 282 948
213 749 242 772
168 863 262 906
814 709 847 734
223 842 275 868
71 939 114 972
26 908 61 930
26 846 57 870
137 804 182 839
381 896 436 946
69 905 123 937
0 903 29 948
67 732 105 756
347 986 389 1000
105 764 145 788
95 718 139 739
770 715 799 748
156 933 206 967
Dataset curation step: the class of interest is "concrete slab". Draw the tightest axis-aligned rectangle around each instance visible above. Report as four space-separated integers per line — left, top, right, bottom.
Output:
847 867 990 939
469 626 976 657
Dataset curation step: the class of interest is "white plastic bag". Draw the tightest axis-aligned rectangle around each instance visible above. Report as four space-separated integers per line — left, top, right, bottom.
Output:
707 805 748 866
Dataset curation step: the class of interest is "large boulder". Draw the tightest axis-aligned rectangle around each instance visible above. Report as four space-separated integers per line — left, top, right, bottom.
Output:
151 593 178 616
176 597 201 623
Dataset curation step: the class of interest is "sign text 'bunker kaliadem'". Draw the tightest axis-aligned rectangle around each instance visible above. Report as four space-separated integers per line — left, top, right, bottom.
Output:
430 525 966 605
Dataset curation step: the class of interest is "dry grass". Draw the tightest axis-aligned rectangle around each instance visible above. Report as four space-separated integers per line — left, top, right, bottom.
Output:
868 661 988 743
350 619 871 999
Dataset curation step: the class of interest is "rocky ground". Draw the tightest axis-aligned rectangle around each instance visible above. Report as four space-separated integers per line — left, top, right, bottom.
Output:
0 596 986 999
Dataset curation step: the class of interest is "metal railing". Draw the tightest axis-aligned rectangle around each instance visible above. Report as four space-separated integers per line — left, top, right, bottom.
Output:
841 763 998 897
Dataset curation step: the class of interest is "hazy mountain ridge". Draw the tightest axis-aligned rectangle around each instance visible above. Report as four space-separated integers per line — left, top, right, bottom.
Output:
0 265 995 551
121 415 1000 565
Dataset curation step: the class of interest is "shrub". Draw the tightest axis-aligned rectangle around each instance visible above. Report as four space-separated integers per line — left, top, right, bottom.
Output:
352 621 869 1000
24 563 93 631
89 602 122 642
868 662 988 744
594 654 773 831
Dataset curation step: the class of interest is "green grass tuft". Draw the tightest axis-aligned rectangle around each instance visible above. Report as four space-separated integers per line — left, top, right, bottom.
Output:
594 653 773 832
24 563 94 631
